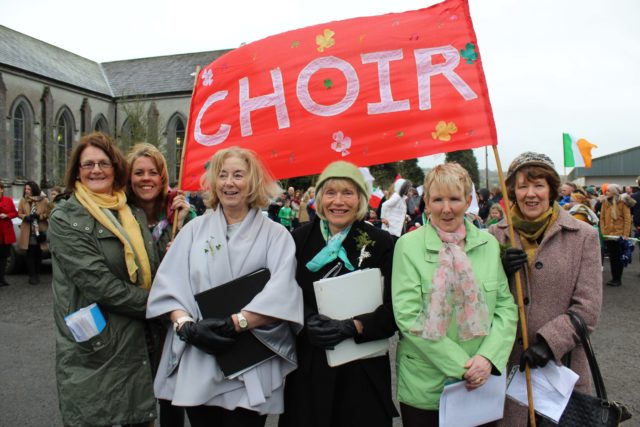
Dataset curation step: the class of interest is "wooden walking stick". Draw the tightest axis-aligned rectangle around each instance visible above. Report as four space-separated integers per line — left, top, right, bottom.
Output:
493 146 537 427
171 66 201 239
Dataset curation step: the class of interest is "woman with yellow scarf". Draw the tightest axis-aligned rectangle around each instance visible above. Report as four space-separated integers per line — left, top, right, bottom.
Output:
488 152 602 427
48 132 158 427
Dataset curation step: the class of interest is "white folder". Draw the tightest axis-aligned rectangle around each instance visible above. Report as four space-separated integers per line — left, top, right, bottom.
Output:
313 268 389 367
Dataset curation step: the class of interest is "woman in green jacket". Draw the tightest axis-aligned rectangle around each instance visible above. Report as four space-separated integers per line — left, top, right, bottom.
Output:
392 163 517 426
49 132 158 427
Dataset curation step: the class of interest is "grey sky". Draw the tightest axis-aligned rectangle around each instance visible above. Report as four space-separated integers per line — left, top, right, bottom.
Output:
2 0 639 177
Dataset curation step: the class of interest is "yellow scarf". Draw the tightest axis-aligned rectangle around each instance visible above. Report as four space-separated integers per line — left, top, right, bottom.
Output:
511 202 560 268
74 182 152 290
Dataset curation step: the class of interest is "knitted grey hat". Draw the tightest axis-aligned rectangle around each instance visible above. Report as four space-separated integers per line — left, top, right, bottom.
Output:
506 152 559 182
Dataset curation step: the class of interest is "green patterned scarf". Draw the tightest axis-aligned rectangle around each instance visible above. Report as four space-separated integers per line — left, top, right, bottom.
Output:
511 202 560 267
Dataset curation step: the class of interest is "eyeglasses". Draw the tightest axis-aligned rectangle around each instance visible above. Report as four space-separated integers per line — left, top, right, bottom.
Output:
80 161 113 170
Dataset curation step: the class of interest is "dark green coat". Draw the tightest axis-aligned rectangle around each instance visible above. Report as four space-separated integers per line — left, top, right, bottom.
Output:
48 195 159 427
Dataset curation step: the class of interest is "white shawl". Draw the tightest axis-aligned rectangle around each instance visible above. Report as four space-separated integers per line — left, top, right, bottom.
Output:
147 207 303 413
381 192 407 237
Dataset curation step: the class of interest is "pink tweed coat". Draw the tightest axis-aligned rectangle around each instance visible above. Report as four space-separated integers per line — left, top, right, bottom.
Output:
490 208 602 427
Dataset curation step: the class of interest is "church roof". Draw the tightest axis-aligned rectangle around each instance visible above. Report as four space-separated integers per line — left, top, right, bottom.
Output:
0 25 230 98
0 25 112 95
101 50 229 98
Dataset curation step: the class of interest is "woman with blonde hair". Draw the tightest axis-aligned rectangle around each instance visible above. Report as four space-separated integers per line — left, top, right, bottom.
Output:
127 143 194 259
147 146 303 427
126 142 195 427
485 203 505 227
392 162 517 426
600 183 631 286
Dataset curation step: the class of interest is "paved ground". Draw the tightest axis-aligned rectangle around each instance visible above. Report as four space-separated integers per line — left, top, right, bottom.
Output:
0 256 638 426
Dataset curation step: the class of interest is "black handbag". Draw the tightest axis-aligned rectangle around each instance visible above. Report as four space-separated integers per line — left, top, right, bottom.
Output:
535 311 632 426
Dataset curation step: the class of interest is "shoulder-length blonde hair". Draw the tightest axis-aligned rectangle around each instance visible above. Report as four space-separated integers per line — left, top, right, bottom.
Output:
315 178 369 222
126 143 170 211
201 146 279 210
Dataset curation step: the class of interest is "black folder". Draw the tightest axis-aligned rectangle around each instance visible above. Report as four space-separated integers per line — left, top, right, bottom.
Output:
194 268 276 378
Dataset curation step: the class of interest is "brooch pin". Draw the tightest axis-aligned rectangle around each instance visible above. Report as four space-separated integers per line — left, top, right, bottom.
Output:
355 230 375 267
204 236 222 256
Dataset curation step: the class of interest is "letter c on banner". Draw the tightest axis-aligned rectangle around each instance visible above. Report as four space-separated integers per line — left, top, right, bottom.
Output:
194 91 231 146
297 56 360 116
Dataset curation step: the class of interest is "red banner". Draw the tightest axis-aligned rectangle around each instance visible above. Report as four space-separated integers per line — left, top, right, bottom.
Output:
181 0 496 190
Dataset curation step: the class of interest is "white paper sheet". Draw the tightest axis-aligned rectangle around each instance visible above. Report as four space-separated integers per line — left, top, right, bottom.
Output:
314 268 389 367
506 362 579 423
439 370 506 427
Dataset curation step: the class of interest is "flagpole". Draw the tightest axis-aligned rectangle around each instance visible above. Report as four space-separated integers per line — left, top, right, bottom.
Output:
171 65 201 238
493 145 537 427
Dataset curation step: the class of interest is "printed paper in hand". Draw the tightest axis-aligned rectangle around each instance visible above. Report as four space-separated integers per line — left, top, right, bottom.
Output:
64 303 106 342
313 268 388 367
439 369 506 427
506 362 579 423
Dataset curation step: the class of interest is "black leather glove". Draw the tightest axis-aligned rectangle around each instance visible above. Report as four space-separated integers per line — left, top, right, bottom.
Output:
306 313 357 349
24 214 35 222
177 318 236 355
502 248 528 276
216 316 239 338
519 340 553 371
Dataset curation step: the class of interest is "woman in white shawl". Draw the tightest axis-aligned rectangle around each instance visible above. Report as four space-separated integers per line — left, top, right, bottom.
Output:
147 147 304 427
381 178 412 239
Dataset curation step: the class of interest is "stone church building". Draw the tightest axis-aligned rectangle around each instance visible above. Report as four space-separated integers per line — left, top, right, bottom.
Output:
0 24 228 197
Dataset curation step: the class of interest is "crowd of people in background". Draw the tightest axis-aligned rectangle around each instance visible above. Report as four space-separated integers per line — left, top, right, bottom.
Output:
264 172 639 289
1 137 639 427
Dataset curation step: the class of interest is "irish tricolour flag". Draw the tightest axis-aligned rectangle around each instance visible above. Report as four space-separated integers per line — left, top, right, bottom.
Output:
563 133 597 168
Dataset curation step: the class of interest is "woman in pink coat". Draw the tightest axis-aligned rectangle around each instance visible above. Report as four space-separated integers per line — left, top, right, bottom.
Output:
0 182 18 286
489 152 602 427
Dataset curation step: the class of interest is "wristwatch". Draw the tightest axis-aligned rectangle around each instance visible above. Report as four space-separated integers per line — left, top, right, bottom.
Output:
236 312 249 330
173 315 194 332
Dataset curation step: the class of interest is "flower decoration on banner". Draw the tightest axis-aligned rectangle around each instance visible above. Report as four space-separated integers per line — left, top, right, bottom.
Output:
396 131 405 138
316 29 335 52
331 131 351 156
291 40 299 48
201 69 213 86
460 42 478 64
432 121 458 141
324 79 333 89
204 236 222 256
355 230 376 267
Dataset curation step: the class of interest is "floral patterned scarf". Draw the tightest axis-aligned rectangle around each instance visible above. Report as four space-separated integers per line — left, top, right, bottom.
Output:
412 223 490 341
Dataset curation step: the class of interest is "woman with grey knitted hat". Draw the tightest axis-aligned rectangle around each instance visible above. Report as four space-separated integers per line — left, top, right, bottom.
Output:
488 151 603 427
280 160 399 427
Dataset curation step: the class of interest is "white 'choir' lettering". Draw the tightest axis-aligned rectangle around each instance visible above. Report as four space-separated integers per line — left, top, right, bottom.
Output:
194 46 477 146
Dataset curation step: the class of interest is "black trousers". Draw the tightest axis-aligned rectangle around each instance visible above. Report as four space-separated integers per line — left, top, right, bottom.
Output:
184 406 266 427
605 240 623 281
400 402 497 427
159 399 184 427
26 244 41 278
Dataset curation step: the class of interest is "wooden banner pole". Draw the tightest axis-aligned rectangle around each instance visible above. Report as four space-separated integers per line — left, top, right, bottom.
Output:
171 65 201 239
492 145 537 427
